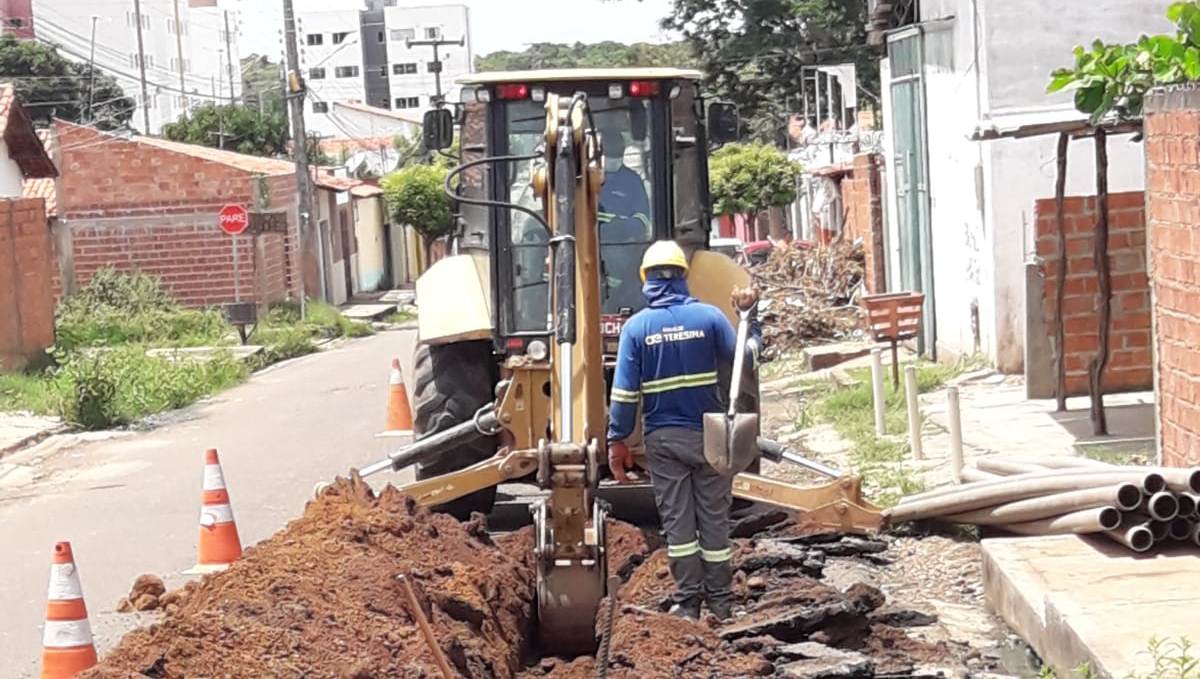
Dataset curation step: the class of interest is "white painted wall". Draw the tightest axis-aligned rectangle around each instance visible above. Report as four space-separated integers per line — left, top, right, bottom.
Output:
354 195 386 291
895 0 1169 371
295 6 368 140
33 0 242 133
382 4 471 110
0 140 26 197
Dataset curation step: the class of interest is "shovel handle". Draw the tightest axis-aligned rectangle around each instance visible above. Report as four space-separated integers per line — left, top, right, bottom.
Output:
727 307 753 418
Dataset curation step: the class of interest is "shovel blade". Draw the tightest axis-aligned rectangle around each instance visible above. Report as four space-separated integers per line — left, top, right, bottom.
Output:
703 413 761 475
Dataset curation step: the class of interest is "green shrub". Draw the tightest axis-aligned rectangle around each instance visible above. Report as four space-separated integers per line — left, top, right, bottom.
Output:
57 348 247 430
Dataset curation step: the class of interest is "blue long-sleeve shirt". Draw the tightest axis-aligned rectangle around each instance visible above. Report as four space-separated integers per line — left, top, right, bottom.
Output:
607 277 759 442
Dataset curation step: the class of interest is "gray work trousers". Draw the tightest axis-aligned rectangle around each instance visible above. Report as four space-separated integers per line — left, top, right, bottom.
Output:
645 426 734 607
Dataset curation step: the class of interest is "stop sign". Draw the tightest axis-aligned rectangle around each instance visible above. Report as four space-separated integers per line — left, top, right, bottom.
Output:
218 204 249 236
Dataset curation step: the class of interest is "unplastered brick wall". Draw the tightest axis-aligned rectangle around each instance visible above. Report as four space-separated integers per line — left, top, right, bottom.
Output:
55 122 299 307
0 198 55 370
1146 86 1200 467
840 153 886 293
1034 192 1151 398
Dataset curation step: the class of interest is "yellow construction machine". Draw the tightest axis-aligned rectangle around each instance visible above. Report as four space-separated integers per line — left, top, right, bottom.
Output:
352 69 885 655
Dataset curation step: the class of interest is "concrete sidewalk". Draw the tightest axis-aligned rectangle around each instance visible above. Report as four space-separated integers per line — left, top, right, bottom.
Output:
0 413 65 458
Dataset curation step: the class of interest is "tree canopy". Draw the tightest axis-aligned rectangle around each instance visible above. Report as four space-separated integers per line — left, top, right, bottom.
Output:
0 34 134 130
709 142 802 224
476 40 698 72
162 103 288 157
241 54 285 115
663 0 875 141
382 164 453 254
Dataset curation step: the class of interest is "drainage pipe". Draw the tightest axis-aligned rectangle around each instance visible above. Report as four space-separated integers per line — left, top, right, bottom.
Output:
975 458 1048 476
960 467 1001 484
904 365 923 461
1025 456 1108 469
994 507 1121 536
1168 516 1194 541
900 468 1167 504
1180 493 1200 518
1140 492 1179 522
1125 513 1170 541
942 484 1141 525
1105 521 1154 553
1192 522 1200 547
947 386 964 483
891 471 1165 523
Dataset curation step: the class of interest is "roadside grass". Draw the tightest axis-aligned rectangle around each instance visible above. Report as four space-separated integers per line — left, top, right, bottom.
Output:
1038 637 1198 679
0 269 375 430
1075 441 1155 466
803 361 964 506
384 309 417 324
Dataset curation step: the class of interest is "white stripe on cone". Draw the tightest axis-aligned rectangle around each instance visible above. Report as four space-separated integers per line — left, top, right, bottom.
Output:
46 564 84 600
42 619 93 648
200 503 235 526
202 464 227 491
389 369 403 385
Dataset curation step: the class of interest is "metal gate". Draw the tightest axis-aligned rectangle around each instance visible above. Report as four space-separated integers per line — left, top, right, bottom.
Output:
888 27 936 357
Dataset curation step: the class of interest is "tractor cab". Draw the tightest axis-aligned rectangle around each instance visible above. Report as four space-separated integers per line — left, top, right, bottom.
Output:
424 68 738 358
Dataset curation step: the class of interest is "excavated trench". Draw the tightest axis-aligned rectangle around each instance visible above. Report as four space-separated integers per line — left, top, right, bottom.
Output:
81 476 957 679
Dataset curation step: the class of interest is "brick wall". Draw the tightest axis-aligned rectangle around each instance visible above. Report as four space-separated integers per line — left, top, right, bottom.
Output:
840 153 886 293
0 198 55 370
1146 86 1200 467
1033 192 1151 397
55 122 298 308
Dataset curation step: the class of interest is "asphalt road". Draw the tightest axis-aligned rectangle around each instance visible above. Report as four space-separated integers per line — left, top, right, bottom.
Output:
0 329 418 677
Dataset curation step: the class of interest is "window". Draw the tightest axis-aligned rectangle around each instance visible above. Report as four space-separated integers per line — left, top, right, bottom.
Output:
306 33 323 46
8 17 22 28
377 31 385 43
377 65 388 77
313 101 329 113
168 18 188 35
335 65 360 78
129 54 155 69
332 31 350 44
138 93 156 109
392 62 417 75
394 96 419 109
309 67 326 80
126 11 149 29
170 57 190 73
390 28 414 42
426 61 442 73
424 26 440 39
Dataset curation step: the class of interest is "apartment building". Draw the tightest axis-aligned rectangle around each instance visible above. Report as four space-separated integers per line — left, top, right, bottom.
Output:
295 0 471 141
26 0 242 133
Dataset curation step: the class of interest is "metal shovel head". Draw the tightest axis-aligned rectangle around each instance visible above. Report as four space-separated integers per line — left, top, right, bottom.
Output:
703 412 760 475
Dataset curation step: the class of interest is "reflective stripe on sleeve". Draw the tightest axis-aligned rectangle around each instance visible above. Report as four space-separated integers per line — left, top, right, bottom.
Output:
610 386 640 403
641 371 719 394
666 540 701 558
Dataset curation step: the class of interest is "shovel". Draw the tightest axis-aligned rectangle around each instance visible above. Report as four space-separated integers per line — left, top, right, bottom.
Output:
703 306 760 475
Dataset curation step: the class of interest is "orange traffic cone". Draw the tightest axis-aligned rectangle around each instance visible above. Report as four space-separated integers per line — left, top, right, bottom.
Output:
184 448 242 574
386 358 414 434
40 541 97 679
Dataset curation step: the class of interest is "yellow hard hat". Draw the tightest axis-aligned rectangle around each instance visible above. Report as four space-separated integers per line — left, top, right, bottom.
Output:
640 240 689 282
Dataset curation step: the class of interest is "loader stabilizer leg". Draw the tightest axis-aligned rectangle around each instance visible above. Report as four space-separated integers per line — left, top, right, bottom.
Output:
732 473 889 534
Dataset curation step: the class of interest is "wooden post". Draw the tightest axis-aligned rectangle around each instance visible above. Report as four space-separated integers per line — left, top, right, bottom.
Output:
1088 128 1111 436
1053 132 1069 412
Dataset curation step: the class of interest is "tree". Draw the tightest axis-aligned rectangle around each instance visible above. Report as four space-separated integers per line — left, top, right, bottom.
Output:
381 164 452 262
476 40 698 72
240 54 285 115
663 0 875 142
162 103 288 157
0 34 134 130
709 142 801 239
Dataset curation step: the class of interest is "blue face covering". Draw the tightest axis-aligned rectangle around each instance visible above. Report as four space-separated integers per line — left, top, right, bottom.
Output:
642 276 692 308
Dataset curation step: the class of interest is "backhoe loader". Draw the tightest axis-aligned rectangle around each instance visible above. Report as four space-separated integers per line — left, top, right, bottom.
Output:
351 69 886 656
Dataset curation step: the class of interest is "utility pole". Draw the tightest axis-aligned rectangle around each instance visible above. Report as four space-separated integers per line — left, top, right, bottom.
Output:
223 10 236 105
283 0 313 311
132 0 151 133
172 0 187 116
405 35 464 107
86 16 98 124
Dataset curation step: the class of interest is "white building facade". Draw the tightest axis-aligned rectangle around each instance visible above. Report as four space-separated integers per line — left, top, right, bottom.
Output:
30 0 242 133
293 0 470 141
877 0 1169 372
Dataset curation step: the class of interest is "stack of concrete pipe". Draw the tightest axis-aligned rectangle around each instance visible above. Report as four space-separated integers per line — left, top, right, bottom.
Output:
892 456 1200 553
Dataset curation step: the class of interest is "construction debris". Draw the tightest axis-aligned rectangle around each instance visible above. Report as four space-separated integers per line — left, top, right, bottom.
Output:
84 478 962 678
751 241 867 355
115 574 166 612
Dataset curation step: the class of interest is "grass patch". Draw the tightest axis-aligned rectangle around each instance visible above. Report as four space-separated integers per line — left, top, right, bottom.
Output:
1 269 375 430
1075 441 1155 466
805 361 965 506
384 309 416 324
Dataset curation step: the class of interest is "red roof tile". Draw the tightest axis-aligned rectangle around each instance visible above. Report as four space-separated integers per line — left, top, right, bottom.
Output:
350 184 384 198
22 129 56 215
0 83 56 179
133 136 296 176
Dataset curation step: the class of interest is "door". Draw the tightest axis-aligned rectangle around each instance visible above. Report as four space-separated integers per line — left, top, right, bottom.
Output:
888 28 936 357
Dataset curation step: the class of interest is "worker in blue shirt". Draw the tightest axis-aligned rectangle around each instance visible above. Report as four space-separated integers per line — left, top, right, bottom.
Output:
607 240 760 621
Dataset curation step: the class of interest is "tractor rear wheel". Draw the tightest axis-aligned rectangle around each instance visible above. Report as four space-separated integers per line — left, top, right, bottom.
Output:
412 340 499 520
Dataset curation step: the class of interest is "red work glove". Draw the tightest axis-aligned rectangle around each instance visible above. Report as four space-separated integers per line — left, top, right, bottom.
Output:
608 441 634 484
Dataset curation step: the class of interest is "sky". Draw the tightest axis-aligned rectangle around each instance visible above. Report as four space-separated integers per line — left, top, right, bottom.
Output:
237 0 679 60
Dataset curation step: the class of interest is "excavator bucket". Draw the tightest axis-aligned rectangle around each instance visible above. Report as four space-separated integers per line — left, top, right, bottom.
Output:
702 411 760 475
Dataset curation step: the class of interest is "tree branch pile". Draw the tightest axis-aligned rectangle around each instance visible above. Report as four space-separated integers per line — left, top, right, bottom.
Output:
752 241 867 356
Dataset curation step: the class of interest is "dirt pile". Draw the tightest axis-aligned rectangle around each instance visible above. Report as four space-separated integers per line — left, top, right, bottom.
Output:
83 474 534 678
752 241 867 355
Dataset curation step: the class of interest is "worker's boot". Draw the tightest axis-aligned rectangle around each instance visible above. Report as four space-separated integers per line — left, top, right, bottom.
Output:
668 598 702 620
706 597 733 622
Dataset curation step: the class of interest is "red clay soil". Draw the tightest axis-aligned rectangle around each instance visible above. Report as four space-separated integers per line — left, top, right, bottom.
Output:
524 605 771 679
81 474 534 679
